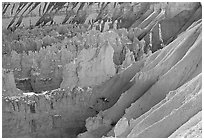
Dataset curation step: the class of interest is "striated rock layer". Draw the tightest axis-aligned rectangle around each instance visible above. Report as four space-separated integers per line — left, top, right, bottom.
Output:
78 20 202 138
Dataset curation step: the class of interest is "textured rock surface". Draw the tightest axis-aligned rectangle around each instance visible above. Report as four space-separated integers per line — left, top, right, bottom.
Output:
127 74 202 138
2 2 202 138
2 69 23 96
78 20 202 138
129 90 201 138
169 111 202 138
2 88 97 137
165 2 199 19
61 40 116 89
115 73 202 137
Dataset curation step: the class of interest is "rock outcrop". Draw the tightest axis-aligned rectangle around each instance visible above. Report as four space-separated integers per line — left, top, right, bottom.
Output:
2 2 202 138
78 20 202 138
2 88 97 137
2 69 23 96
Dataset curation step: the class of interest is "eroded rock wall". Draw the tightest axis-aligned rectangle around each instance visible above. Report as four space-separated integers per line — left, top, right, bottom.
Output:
2 88 96 137
2 2 202 138
78 20 202 138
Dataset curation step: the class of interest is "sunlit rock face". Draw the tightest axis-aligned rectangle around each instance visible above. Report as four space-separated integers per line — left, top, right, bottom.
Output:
60 30 129 89
61 40 116 89
78 41 116 87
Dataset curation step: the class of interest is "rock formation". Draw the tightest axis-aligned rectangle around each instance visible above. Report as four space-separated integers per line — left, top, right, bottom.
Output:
2 2 202 138
78 20 202 138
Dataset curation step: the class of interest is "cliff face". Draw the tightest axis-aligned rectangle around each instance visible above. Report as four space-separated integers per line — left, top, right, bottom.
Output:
2 2 202 138
2 88 97 137
78 20 202 138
